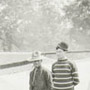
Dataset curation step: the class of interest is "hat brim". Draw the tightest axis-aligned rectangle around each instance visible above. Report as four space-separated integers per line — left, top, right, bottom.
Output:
27 56 44 62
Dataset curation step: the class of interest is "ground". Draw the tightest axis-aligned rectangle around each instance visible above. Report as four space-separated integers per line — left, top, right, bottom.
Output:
0 53 90 90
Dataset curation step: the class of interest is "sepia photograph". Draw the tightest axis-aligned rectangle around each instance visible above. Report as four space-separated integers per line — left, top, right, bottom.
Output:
0 0 90 90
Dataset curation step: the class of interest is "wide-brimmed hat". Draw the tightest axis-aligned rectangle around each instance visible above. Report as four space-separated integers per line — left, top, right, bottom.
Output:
27 51 43 62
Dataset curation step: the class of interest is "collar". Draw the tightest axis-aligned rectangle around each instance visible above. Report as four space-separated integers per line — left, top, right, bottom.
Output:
58 56 67 60
58 57 67 61
34 65 41 70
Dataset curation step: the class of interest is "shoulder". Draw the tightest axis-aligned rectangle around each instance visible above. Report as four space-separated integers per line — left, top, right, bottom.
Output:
52 61 58 67
68 60 77 69
30 69 34 75
41 66 50 72
41 66 51 75
68 60 76 65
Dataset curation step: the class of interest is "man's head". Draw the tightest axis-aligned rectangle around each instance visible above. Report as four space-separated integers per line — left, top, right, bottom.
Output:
33 60 42 68
56 42 68 59
31 51 42 68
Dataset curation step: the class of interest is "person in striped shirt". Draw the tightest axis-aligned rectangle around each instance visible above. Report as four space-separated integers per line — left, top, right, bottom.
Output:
52 42 79 90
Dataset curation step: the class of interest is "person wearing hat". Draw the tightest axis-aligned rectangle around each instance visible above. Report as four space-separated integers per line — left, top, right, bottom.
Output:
52 42 79 90
29 51 52 90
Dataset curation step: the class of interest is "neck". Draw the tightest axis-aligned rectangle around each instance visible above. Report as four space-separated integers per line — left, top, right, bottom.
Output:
58 56 67 60
35 65 41 69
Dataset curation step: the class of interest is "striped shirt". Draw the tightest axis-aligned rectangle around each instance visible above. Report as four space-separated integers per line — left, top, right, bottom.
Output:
52 59 79 90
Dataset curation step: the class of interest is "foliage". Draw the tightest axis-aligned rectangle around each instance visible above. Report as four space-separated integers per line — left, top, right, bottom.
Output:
0 0 73 52
64 0 90 50
1 0 90 52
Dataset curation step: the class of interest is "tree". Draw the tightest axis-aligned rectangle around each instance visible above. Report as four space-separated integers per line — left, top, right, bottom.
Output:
0 0 74 52
64 0 90 50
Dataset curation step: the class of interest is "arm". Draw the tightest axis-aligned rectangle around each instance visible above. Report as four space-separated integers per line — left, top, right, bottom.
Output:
29 72 33 90
70 61 80 86
52 64 55 79
44 69 53 90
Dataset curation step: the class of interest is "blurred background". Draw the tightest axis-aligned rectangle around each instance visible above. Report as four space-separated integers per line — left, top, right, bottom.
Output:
0 0 90 90
0 0 90 53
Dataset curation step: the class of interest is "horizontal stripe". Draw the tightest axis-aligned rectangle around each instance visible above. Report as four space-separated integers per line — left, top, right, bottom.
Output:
53 78 72 82
73 78 79 82
53 66 70 69
74 81 79 83
73 77 79 79
53 85 74 89
52 73 71 75
72 73 78 77
72 72 78 74
54 63 69 66
53 77 72 79
53 70 71 73
53 82 73 87
53 68 70 71
53 81 73 84
53 74 72 78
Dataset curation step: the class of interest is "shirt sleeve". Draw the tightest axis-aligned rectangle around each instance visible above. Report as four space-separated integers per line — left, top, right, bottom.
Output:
29 72 33 90
52 63 55 79
69 61 80 86
44 69 53 90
